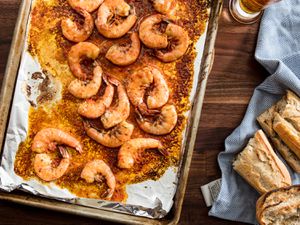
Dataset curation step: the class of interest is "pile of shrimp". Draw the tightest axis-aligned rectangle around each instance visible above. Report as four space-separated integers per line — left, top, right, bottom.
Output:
15 0 209 201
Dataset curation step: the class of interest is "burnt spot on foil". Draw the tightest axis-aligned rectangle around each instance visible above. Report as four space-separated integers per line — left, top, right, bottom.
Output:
37 73 55 104
26 85 31 97
24 70 60 107
31 71 43 80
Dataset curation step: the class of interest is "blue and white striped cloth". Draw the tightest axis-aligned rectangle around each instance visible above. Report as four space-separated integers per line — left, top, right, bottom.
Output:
209 0 300 223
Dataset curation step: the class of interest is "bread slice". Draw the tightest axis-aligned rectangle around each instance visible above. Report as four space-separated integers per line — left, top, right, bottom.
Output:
279 91 300 131
257 90 300 172
256 185 300 225
273 112 300 160
233 130 291 194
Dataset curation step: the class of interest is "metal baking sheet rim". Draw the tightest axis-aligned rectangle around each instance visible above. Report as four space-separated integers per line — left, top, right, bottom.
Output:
0 0 222 224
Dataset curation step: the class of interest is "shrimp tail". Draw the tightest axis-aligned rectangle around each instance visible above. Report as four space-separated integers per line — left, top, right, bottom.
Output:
74 144 83 154
102 74 109 85
158 147 169 157
95 174 105 182
135 107 144 122
108 76 120 86
76 146 83 154
83 120 92 131
93 60 100 67
83 120 101 132
58 146 70 159
102 189 113 199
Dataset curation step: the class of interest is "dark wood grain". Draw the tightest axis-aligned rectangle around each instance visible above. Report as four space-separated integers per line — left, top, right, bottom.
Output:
0 0 268 224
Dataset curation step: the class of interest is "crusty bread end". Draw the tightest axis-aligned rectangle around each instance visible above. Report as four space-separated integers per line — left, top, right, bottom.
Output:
256 185 300 225
233 130 291 194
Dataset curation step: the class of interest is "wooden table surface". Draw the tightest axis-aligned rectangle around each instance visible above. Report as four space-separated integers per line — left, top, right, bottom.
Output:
0 0 269 224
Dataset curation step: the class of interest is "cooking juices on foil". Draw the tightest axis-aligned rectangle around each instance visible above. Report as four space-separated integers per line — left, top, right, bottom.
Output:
1 0 209 218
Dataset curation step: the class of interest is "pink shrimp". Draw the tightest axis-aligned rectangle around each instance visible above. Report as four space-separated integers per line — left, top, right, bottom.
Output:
95 0 137 38
81 160 116 199
84 121 134 148
118 138 168 169
78 75 114 118
68 42 100 80
68 65 103 99
139 14 168 49
32 128 82 153
126 66 169 113
105 32 141 66
34 147 70 181
156 23 190 62
152 0 177 17
136 104 177 135
101 77 130 129
61 8 94 42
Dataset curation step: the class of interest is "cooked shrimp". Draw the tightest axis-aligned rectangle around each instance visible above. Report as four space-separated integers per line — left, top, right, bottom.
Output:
126 66 168 113
126 66 154 107
68 65 102 99
139 14 168 49
152 0 176 17
67 0 104 12
118 138 168 169
101 77 130 129
81 160 116 199
105 32 140 66
61 8 94 42
95 0 137 38
68 42 100 80
156 23 190 62
136 104 177 135
32 128 83 153
34 146 70 181
84 121 134 148
146 67 169 109
78 75 114 118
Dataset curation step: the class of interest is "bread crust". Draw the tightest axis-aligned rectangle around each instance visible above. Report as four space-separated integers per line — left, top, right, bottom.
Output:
256 185 300 225
233 130 291 194
257 90 300 172
273 112 300 159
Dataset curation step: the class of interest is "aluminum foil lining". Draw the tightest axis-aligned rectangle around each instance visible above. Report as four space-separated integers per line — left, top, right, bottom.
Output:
0 0 209 219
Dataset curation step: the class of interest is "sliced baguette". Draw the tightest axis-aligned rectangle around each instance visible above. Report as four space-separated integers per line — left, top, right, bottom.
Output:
257 90 300 172
233 130 291 194
256 185 300 225
280 90 300 131
273 112 300 160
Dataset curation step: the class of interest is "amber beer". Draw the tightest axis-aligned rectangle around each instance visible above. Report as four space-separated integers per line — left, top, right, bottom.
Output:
229 0 282 23
240 0 280 13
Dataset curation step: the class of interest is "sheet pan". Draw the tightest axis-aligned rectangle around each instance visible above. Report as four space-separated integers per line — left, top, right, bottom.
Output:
0 0 222 223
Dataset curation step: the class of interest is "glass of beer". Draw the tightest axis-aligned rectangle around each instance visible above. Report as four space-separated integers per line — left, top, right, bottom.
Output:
229 0 282 24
